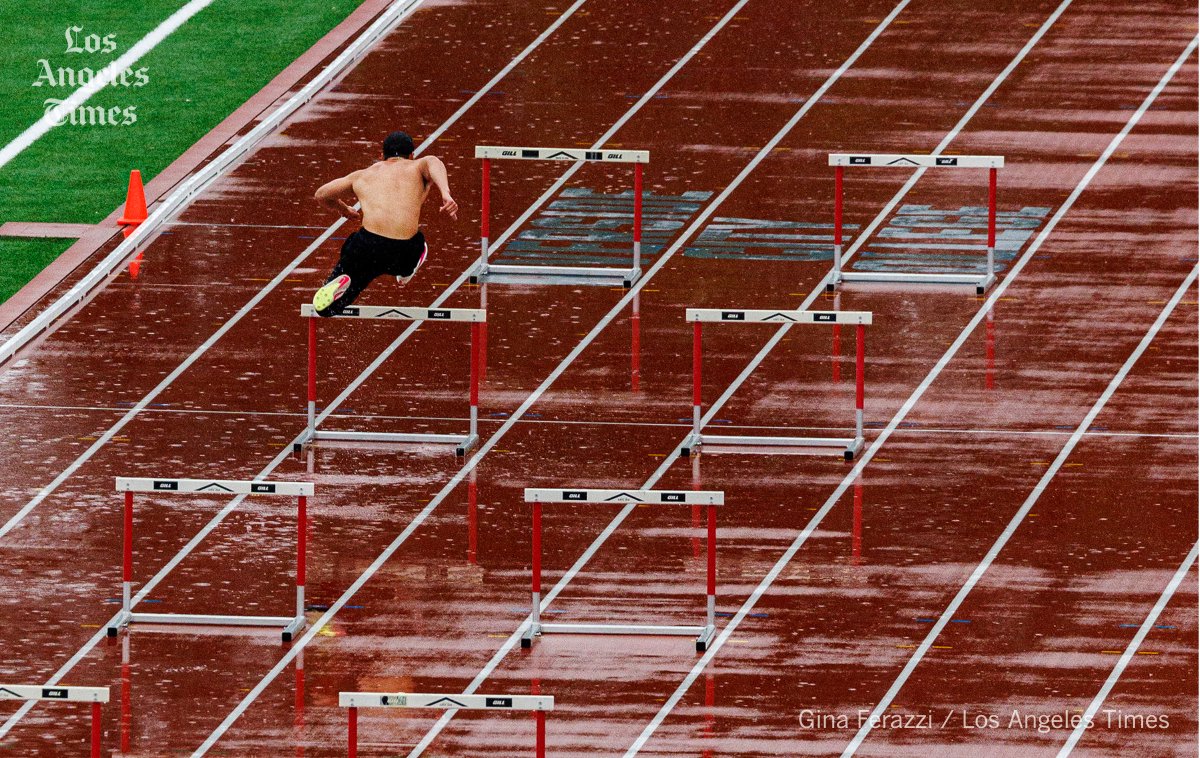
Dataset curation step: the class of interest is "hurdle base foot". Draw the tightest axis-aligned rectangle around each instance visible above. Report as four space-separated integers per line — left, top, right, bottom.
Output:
281 615 306 643
680 433 702 458
455 434 480 457
106 611 132 638
521 624 539 649
695 624 716 653
843 437 866 462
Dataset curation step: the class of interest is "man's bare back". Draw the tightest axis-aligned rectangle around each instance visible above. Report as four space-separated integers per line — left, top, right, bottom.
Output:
315 155 458 239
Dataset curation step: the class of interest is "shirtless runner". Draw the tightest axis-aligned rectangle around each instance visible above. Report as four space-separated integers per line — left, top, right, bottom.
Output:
311 131 458 316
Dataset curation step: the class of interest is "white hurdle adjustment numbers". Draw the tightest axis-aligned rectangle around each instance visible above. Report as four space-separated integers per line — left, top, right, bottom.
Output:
829 153 1004 169
340 692 553 711
685 308 872 325
0 685 110 703
475 145 648 164
524 488 724 505
115 478 314 496
299 304 486 322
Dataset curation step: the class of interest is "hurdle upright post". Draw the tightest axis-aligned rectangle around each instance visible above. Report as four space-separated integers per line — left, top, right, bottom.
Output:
307 317 317 435
480 157 491 275
855 324 865 444
122 490 133 625
530 500 542 635
536 709 546 758
691 321 702 438
469 322 481 441
347 705 358 758
831 164 844 287
987 166 997 282
296 494 307 628
706 502 716 631
91 701 101 758
633 163 643 273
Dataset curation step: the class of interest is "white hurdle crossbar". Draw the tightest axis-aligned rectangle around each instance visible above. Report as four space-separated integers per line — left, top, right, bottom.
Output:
298 305 485 456
471 145 649 288
341 691 554 758
523 488 724 652
107 477 314 641
0 685 109 757
828 153 1005 294
684 309 872 461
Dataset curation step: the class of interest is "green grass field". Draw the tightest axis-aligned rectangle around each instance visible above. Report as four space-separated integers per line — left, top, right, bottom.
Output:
0 0 365 305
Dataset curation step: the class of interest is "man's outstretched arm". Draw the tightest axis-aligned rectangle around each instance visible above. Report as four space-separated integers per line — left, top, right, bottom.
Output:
420 157 458 219
314 172 362 220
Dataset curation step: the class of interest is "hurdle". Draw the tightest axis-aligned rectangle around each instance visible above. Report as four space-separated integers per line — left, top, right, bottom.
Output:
523 488 723 652
0 685 108 757
470 146 649 287
682 309 872 461
827 153 1005 294
106 477 313 641
341 691 554 758
298 305 484 456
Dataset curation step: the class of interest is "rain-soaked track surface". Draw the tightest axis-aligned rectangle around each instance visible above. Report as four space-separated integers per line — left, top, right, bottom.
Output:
0 0 1195 756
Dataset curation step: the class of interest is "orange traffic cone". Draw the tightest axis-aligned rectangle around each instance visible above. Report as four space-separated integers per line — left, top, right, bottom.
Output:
118 170 148 238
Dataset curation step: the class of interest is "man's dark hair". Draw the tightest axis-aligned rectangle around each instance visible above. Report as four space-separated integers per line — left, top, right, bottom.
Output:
382 131 415 159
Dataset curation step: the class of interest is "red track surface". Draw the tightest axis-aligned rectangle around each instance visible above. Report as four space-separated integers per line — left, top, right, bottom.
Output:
0 0 1195 756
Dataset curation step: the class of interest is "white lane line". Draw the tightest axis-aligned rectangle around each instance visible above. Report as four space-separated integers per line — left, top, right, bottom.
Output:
403 3 917 754
1057 542 1199 757
628 31 1200 758
844 265 1199 756
0 1 588 738
0 0 216 170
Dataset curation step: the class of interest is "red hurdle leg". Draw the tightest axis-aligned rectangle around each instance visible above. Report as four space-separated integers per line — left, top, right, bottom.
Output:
91 701 101 758
692 322 703 435
706 504 717 629
296 495 307 623
348 706 358 758
832 165 844 281
122 491 133 621
987 167 997 279
632 163 643 273
532 502 542 624
536 711 546 758
307 317 317 435
480 158 491 272
855 324 865 442
470 322 481 439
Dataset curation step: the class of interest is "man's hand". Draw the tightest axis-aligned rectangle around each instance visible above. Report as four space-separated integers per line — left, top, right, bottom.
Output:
440 195 459 220
339 202 362 221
